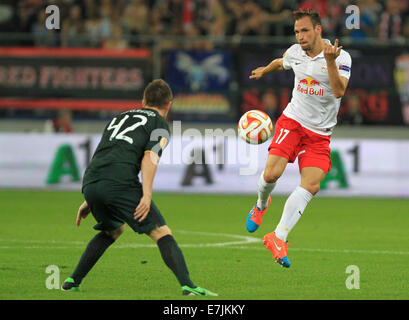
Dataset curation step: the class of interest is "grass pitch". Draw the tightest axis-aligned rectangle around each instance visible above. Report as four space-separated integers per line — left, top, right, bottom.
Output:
0 190 408 300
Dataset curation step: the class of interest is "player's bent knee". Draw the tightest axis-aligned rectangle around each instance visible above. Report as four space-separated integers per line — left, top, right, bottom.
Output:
303 183 320 195
264 155 288 183
147 225 172 243
104 224 125 241
264 169 283 183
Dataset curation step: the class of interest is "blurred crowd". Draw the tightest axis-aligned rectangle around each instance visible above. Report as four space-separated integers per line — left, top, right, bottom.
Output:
0 0 408 49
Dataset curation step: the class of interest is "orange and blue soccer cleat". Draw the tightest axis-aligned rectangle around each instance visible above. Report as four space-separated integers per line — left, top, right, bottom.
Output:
263 231 291 268
246 196 271 232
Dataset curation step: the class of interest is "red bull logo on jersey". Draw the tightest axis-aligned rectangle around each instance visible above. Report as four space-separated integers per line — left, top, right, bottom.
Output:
297 77 323 96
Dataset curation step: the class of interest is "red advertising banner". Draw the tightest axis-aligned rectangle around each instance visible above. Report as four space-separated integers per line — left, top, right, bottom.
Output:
0 47 150 111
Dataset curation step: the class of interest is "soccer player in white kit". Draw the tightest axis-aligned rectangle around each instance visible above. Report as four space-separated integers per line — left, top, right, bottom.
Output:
246 9 352 268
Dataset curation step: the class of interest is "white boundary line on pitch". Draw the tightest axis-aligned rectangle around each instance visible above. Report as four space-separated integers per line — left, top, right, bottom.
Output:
1 230 409 256
0 231 260 249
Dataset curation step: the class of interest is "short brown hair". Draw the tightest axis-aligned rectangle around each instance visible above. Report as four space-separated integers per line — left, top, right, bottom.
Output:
293 9 322 27
143 79 173 109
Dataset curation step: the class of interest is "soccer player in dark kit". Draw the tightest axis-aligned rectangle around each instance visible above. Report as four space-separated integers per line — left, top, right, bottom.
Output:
62 79 217 296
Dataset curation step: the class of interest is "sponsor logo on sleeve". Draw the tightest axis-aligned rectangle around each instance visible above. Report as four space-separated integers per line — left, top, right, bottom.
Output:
339 65 351 72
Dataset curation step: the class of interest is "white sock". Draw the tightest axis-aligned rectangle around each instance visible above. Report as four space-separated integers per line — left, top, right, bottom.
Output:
256 171 276 210
274 186 313 242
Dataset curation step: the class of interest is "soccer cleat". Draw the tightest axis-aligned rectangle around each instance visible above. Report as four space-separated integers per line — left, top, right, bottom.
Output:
246 196 272 232
263 231 291 268
181 286 218 296
61 277 80 291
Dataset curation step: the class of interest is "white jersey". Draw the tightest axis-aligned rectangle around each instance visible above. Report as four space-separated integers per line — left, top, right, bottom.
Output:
282 40 352 135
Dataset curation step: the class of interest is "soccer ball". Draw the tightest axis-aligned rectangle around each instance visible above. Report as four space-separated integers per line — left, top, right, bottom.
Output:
238 110 273 144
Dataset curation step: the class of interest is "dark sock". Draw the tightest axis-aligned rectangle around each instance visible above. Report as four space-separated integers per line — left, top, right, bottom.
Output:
71 231 115 284
157 234 195 288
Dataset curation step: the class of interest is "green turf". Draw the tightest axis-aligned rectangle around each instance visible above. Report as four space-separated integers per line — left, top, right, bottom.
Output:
0 190 408 300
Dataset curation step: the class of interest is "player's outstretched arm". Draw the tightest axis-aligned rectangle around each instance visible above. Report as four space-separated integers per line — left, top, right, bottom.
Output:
134 151 159 222
249 58 285 80
76 200 90 227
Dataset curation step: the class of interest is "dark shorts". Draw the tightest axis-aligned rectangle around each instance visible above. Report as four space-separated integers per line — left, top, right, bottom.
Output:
83 180 166 234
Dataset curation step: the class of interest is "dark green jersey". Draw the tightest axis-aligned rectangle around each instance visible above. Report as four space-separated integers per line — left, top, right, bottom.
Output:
82 108 170 188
